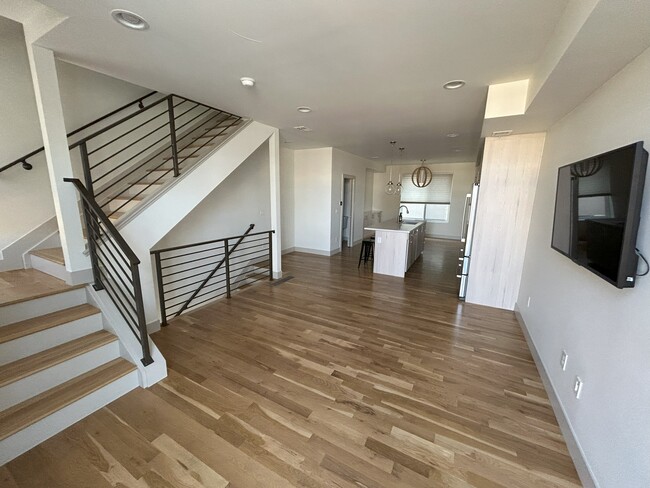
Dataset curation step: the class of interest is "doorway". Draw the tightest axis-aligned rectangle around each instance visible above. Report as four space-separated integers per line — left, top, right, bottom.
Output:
340 175 355 249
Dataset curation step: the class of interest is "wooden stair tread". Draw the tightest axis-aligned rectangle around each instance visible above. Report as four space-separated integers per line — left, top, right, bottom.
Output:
0 330 117 388
0 269 85 307
108 211 125 220
0 358 136 441
111 195 144 203
0 304 100 345
30 247 65 266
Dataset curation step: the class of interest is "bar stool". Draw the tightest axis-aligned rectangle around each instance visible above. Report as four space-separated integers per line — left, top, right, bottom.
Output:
358 238 374 267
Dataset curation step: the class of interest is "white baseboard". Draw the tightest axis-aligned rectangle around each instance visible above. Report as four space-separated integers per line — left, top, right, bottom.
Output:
293 247 338 256
426 234 461 241
281 247 295 255
514 305 598 488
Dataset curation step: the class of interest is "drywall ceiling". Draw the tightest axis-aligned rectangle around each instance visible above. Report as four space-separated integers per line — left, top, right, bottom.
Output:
27 0 569 163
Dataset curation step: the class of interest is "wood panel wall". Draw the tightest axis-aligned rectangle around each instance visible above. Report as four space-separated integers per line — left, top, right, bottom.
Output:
466 133 546 310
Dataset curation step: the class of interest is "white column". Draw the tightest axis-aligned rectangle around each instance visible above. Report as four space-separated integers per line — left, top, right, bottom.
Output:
268 129 282 278
26 45 89 275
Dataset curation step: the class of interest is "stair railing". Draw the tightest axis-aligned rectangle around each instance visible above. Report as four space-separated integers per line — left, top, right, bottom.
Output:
65 177 153 366
150 224 275 325
67 94 242 220
0 91 158 174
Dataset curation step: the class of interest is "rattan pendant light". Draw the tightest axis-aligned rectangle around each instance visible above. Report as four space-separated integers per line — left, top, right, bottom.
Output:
411 159 433 188
412 159 433 188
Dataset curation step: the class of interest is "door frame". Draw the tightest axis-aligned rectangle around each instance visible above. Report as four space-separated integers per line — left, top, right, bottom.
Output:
340 174 356 249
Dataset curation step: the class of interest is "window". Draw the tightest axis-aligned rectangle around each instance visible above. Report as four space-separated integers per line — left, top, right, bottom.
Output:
400 173 453 222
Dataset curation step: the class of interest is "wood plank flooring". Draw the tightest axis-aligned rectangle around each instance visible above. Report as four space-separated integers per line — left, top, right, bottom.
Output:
1 242 582 487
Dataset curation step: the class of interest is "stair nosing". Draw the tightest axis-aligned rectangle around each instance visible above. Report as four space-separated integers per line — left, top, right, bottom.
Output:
0 304 100 344
0 330 118 388
0 358 136 441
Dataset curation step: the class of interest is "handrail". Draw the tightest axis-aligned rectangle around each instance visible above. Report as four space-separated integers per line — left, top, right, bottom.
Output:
65 177 152 366
174 224 255 317
151 225 274 325
68 95 171 150
153 229 273 254
0 91 158 174
63 178 140 264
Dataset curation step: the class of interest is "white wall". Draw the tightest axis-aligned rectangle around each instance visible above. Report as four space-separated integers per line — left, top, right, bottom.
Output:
155 143 272 249
373 162 475 239
280 146 295 251
364 169 374 212
330 148 383 251
518 45 650 488
293 148 333 254
0 18 148 256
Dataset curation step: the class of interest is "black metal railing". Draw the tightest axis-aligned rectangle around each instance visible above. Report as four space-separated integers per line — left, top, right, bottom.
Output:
65 177 153 366
68 94 242 220
151 224 274 326
1 91 159 174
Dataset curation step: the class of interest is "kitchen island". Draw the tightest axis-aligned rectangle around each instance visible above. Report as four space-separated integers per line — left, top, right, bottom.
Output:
364 220 426 277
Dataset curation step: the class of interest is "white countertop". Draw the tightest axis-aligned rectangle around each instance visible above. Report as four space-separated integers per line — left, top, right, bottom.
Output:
364 220 425 233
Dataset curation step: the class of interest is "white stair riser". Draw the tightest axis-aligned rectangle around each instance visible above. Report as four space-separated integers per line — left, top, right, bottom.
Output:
0 313 103 366
0 340 120 410
0 288 87 327
29 254 67 282
0 370 138 466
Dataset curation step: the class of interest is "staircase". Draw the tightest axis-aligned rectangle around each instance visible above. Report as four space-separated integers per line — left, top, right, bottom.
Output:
0 268 139 465
0 88 275 464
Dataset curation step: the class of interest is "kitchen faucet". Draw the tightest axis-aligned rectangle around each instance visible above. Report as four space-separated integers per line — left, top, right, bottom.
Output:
398 205 409 223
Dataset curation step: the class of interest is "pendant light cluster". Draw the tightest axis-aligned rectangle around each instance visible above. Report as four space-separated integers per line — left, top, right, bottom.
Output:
384 141 433 193
385 141 398 195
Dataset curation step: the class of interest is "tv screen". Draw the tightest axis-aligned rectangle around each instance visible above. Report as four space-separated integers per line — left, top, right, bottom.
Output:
551 142 648 288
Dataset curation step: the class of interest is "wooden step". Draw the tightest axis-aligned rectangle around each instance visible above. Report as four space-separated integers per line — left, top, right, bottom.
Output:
30 248 64 266
0 358 136 441
108 211 125 221
0 330 116 388
0 269 84 307
0 304 100 345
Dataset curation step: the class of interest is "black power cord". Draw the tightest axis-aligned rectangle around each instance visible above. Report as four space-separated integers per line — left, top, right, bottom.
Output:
636 248 649 277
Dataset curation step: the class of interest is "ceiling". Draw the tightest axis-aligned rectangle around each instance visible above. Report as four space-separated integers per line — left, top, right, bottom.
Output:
21 0 571 164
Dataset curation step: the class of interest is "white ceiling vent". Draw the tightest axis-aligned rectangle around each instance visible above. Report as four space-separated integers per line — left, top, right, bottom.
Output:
492 130 513 137
293 126 312 132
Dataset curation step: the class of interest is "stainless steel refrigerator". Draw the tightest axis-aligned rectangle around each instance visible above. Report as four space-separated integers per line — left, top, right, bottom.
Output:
458 183 479 299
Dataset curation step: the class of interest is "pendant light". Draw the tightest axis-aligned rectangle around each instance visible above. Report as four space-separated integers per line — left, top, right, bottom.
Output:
385 141 397 195
571 157 603 178
412 159 433 188
395 147 405 194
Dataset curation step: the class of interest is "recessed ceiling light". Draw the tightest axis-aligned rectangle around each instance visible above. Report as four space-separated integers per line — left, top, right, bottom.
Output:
111 9 149 30
297 106 312 113
370 156 380 159
293 125 312 132
240 77 256 87
446 133 459 138
443 80 466 90
453 149 462 153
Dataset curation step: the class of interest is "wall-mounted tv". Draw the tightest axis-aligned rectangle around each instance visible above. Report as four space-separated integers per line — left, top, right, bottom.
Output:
551 141 647 288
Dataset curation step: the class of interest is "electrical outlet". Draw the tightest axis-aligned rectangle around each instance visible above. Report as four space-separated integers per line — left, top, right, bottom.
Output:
560 350 568 371
573 376 583 399
527 296 531 307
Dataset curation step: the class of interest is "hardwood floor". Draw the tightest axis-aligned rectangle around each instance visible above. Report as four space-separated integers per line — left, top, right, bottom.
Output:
1 244 581 487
